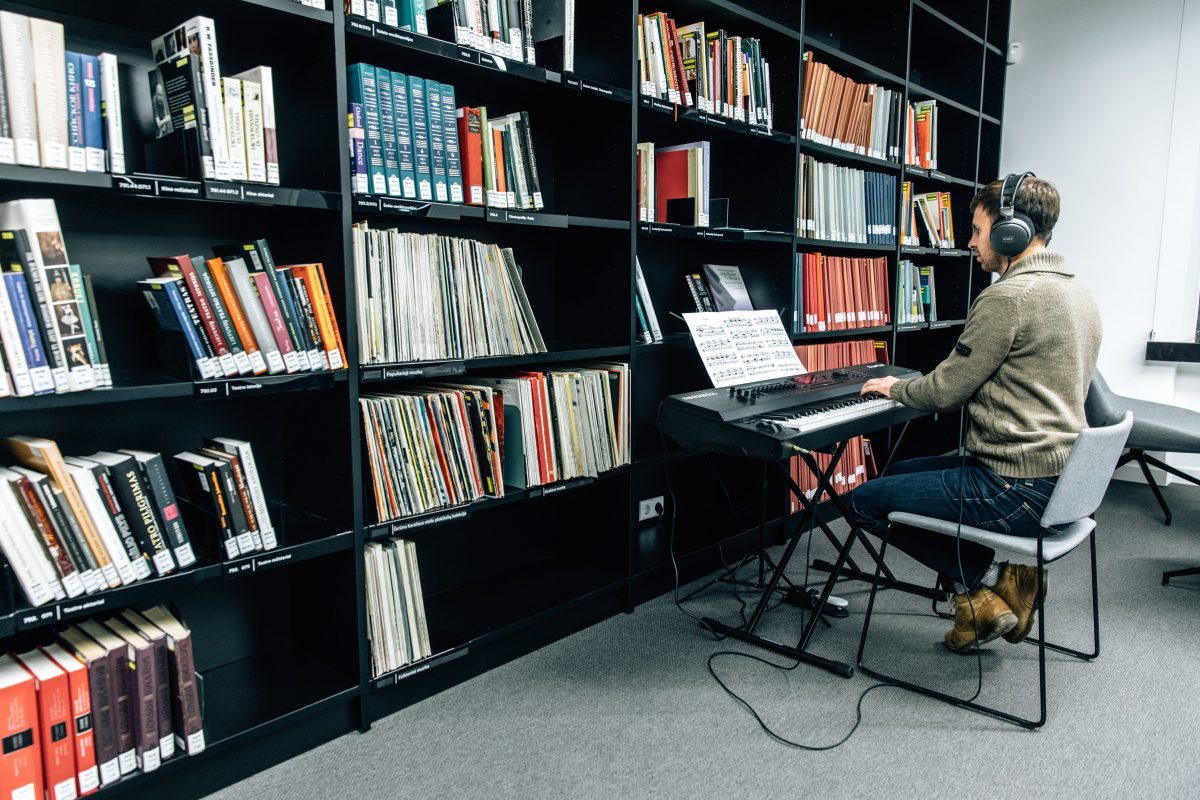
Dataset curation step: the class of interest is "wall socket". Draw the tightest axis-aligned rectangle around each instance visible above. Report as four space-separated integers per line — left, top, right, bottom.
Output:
638 496 665 522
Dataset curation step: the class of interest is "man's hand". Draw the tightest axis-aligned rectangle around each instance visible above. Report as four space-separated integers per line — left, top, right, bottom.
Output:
860 376 899 398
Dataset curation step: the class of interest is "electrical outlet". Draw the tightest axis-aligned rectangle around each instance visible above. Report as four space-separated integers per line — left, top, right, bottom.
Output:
638 496 665 522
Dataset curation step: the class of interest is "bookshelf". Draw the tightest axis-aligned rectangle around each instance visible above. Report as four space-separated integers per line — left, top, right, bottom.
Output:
0 0 1007 796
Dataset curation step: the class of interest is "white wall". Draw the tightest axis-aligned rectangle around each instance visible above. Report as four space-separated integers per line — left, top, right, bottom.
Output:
1001 0 1200 481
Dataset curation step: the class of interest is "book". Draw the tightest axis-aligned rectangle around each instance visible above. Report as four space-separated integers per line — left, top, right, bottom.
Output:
701 264 753 312
80 53 104 173
240 79 267 183
41 642 100 796
118 450 195 569
29 16 67 169
98 53 124 173
13 649 77 800
139 607 204 756
151 17 229 180
74 621 135 776
231 66 278 184
0 12 39 167
205 438 275 550
0 466 85 598
221 77 248 182
100 618 160 773
69 457 153 581
633 258 662 342
65 51 87 172
0 655 42 800
172 451 242 559
117 611 175 761
54 628 119 787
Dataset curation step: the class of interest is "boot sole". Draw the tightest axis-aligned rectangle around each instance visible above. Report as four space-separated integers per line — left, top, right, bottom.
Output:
945 611 1019 653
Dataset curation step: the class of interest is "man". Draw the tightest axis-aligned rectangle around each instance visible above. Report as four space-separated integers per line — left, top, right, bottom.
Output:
849 175 1102 652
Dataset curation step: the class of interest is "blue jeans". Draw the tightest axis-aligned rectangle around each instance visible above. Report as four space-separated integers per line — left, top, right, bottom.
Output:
846 456 1058 589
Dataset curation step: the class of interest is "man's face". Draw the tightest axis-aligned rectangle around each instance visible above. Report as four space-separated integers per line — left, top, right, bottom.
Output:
968 206 1005 273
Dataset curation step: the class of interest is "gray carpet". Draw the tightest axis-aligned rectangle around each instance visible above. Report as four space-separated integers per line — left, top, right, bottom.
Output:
211 480 1200 799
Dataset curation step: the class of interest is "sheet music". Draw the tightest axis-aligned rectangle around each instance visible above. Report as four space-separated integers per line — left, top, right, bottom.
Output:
683 310 807 388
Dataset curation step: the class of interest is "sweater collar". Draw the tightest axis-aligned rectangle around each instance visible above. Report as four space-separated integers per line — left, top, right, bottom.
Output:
998 250 1073 281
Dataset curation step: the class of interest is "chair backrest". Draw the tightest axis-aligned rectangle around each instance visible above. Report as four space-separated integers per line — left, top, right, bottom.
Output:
1041 410 1133 527
1085 369 1127 427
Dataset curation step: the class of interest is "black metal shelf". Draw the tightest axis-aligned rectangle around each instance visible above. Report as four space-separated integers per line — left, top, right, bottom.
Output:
638 222 793 243
638 96 796 144
793 325 894 341
928 318 967 330
364 466 630 539
242 0 333 22
906 82 982 118
345 15 555 84
802 36 907 88
900 245 972 257
359 346 630 384
912 1 989 49
0 532 353 638
903 166 978 188
798 137 903 172
796 237 897 253
351 195 627 230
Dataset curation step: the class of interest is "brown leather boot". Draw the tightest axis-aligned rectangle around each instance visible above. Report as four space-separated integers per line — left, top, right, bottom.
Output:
944 587 1018 652
991 562 1047 643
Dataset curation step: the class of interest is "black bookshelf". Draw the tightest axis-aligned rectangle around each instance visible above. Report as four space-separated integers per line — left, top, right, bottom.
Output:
0 0 1008 796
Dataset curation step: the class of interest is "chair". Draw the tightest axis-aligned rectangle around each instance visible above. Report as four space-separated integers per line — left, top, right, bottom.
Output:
1086 371 1200 584
855 411 1133 729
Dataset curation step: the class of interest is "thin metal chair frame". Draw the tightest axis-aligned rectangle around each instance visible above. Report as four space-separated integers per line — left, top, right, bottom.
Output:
854 515 1101 730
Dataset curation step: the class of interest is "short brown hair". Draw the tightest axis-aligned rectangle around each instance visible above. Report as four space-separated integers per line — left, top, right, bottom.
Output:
970 176 1061 243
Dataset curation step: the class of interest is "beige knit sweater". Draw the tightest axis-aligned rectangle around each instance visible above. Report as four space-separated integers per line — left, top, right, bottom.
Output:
892 251 1102 478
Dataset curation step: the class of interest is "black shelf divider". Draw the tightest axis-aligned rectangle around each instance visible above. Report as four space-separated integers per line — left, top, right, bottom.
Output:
0 0 1008 795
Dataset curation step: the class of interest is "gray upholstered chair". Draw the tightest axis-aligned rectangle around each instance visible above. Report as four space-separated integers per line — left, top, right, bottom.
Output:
1086 371 1200 584
856 411 1133 729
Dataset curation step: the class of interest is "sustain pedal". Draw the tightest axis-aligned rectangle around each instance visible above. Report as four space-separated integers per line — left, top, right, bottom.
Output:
783 587 850 618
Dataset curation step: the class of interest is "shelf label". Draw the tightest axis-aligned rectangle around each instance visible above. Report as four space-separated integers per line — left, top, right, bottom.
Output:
156 178 203 198
194 372 335 398
385 507 470 535
579 80 616 99
17 606 60 630
374 647 471 689
379 197 432 215
364 361 466 382
501 211 567 228
223 559 254 579
531 476 594 498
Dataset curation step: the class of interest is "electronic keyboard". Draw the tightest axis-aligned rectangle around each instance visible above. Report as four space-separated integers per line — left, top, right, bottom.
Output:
657 363 924 460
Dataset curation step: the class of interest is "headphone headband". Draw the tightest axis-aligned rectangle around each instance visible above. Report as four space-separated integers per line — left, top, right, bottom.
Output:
999 171 1035 221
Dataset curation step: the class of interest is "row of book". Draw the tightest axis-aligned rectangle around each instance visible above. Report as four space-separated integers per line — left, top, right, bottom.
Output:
149 17 280 184
798 156 898 244
793 339 889 373
362 363 630 522
0 607 202 799
794 253 891 333
897 261 939 325
901 183 958 248
0 12 124 173
636 140 710 226
0 435 274 610
800 53 902 163
639 12 775 130
349 63 544 211
788 340 887 508
352 223 545 365
904 99 938 170
141 240 346 380
633 260 755 343
365 536 431 678
0 199 110 397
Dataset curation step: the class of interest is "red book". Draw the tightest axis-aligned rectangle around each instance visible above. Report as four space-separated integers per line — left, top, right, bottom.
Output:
0 656 42 800
250 272 298 368
456 107 484 206
13 649 76 800
654 147 691 224
41 644 99 795
665 18 691 107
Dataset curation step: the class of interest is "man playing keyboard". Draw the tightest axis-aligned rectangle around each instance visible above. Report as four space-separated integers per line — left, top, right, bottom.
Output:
848 175 1102 652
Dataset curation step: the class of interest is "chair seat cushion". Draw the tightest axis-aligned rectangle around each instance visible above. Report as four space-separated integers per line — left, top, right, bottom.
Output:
1121 397 1200 452
887 512 1096 562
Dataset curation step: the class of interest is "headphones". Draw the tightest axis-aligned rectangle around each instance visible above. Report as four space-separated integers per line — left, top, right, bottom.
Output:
989 171 1036 257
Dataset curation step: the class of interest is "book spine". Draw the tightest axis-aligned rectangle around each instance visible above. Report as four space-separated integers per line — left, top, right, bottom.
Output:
33 479 102 593
208 259 267 375
456 107 484 206
81 274 111 387
426 80 448 203
11 477 81 594
225 259 285 374
212 461 253 554
250 272 301 373
172 277 223 379
390 71 417 200
173 257 238 376
522 0 535 64
81 54 105 172
408 75 433 201
164 631 204 755
67 466 137 586
0 24 12 164
296 266 344 370
143 279 217 380
220 456 261 551
313 263 347 373
46 648 99 795
99 53 125 173
353 64 387 195
221 78 248 181
30 17 68 168
195 17 230 180
516 111 542 210
94 638 135 775
66 264 109 387
0 263 33 396
284 270 327 371
105 459 175 577
65 52 88 172
440 82 464 204
142 636 171 760
127 642 159 772
76 651 119 785
190 462 238 559
633 260 662 341
217 440 275 550
0 12 40 166
191 258 251 375
257 68 279 184
252 243 313 370
91 466 152 581
375 67 402 197
131 454 195 567
241 80 267 183
347 75 368 194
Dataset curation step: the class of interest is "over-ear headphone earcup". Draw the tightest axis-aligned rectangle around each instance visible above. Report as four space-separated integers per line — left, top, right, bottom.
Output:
990 210 1034 257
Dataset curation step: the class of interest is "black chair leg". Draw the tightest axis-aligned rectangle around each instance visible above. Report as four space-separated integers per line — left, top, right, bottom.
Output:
1163 566 1200 585
1133 451 1172 526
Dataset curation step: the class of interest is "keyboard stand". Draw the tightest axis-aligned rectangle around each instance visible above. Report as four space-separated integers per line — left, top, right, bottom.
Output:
701 420 933 678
